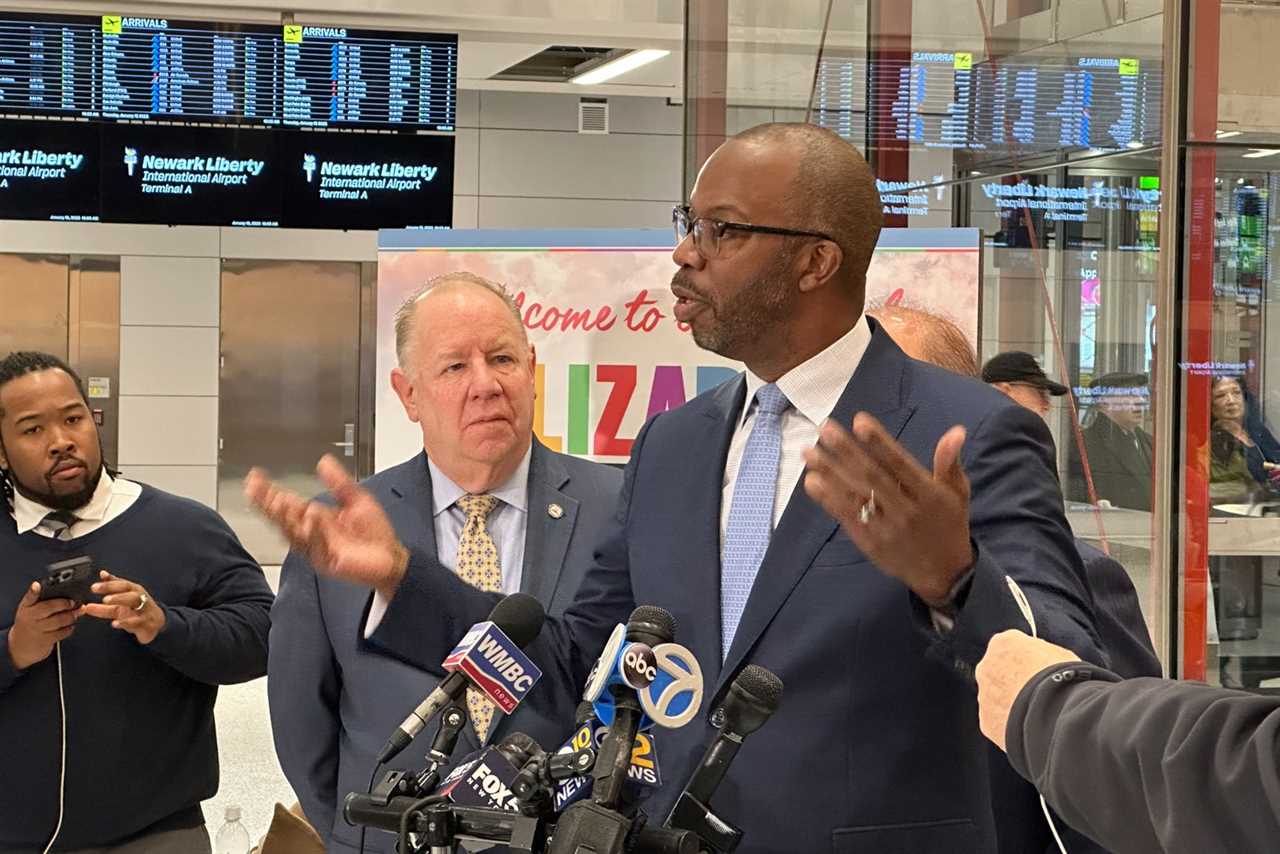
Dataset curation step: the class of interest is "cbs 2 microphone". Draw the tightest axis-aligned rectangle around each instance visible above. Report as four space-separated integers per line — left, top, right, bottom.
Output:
378 593 545 764
665 664 783 854
550 718 662 812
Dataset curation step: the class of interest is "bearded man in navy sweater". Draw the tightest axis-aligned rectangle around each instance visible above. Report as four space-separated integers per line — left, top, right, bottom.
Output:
0 351 273 854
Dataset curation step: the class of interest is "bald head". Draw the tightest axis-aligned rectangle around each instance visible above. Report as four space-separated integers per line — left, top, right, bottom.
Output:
394 272 525 373
731 123 884 293
867 303 977 377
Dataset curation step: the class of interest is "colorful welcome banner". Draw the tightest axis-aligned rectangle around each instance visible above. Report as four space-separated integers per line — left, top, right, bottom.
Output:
375 228 980 469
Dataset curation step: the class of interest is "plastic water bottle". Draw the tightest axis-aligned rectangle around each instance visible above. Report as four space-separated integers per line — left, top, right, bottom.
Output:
213 805 251 854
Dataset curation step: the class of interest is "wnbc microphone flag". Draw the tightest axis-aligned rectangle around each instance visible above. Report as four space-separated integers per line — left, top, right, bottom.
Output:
442 620 543 713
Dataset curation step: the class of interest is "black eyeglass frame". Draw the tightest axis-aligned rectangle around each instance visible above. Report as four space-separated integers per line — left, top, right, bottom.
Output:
672 205 836 257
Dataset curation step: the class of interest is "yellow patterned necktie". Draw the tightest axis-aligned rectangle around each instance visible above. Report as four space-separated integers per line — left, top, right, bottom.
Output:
455 493 502 742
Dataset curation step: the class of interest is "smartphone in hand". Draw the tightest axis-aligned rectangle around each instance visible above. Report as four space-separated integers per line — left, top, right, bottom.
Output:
37 557 94 607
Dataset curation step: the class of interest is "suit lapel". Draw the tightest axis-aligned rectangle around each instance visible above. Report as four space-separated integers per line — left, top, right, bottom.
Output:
383 452 438 560
719 326 916 689
520 441 578 607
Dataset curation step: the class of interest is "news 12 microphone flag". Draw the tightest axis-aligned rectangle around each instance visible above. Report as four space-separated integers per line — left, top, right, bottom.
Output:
375 227 982 469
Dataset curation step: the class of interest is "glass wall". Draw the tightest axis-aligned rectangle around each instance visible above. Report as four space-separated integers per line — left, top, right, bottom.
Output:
697 0 1171 662
1171 0 1280 690
690 0 1280 690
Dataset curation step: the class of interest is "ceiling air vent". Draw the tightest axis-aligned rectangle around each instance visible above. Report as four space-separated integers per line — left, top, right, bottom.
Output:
493 45 614 83
579 98 609 134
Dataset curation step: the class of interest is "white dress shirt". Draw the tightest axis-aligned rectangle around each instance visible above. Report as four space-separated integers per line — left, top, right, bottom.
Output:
720 315 872 549
11 471 141 539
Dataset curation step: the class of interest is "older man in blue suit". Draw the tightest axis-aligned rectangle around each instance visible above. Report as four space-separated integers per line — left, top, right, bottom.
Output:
266 274 621 852
251 124 1106 854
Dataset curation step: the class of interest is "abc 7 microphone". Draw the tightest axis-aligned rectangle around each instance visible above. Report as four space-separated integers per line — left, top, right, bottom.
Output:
548 607 704 854
583 623 704 735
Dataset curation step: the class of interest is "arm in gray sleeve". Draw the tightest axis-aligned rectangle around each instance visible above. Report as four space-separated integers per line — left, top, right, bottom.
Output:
1007 665 1280 853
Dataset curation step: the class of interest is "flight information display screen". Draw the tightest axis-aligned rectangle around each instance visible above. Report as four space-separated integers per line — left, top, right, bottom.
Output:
815 52 1162 152
281 131 453 229
100 123 282 226
0 13 99 118
0 119 100 221
0 12 457 131
96 15 282 122
277 25 457 130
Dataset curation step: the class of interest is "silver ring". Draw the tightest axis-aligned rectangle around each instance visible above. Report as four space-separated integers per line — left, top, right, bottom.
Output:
133 593 148 612
858 489 877 524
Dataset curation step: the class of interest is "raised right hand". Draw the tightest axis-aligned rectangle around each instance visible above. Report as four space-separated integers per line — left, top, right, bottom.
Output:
7 583 79 670
245 454 408 598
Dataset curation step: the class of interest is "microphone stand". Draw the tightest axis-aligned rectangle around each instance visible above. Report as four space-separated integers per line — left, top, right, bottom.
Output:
544 685 640 854
413 703 468 794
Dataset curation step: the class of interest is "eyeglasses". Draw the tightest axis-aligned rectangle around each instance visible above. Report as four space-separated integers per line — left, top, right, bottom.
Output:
673 205 836 259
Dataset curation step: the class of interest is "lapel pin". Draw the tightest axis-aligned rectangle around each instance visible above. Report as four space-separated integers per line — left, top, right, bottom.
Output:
547 503 564 519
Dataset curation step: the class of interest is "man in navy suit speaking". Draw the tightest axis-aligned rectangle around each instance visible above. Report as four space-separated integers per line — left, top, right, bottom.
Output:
266 274 621 852
249 124 1105 853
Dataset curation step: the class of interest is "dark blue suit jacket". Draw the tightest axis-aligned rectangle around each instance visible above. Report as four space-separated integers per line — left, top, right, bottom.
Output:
1076 540 1159 680
268 443 621 853
370 325 1107 854
988 539 1160 853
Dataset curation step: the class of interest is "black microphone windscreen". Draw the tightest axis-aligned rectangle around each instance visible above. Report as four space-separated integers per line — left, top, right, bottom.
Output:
627 605 676 646
733 665 783 712
497 731 542 767
723 664 783 737
574 701 596 726
489 592 546 648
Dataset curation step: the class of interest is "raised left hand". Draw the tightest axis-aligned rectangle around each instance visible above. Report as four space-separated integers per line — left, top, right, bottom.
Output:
81 571 166 645
803 412 974 606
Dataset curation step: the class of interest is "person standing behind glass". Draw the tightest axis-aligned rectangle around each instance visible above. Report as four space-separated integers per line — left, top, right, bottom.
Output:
1068 372 1153 510
1209 375 1280 504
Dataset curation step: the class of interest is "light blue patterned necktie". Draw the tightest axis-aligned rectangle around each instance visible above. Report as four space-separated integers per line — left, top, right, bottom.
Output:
721 383 790 660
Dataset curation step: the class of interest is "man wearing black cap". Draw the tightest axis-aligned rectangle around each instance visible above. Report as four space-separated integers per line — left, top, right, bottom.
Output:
1068 372 1153 511
981 351 1069 418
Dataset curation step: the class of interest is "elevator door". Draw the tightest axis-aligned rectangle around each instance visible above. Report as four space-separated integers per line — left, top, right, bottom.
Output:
0 255 70 357
218 260 362 565
0 254 120 466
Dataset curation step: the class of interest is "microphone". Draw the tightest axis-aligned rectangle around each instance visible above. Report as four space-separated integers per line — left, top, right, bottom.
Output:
377 593 546 764
549 714 662 812
591 606 674 809
583 618 704 734
547 608 679 854
433 737 528 813
665 665 783 854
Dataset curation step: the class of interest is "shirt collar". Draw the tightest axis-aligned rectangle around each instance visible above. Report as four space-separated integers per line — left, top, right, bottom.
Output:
741 314 873 426
427 445 532 518
12 469 116 535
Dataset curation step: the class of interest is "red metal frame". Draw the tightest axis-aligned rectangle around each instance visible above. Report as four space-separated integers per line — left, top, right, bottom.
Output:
1180 0 1221 681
